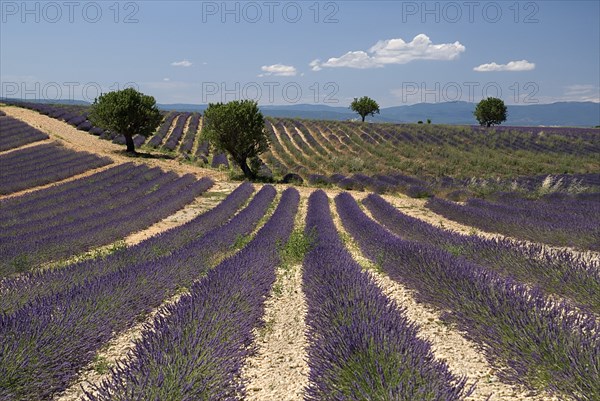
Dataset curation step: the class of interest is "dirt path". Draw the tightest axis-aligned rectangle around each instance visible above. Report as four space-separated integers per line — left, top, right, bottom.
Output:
0 162 117 201
0 137 54 155
241 192 310 401
379 193 600 262
1 105 227 181
327 193 561 401
269 121 307 169
53 290 184 401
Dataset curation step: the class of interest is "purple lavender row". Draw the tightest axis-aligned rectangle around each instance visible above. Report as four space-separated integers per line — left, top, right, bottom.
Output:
0 167 171 239
0 165 163 227
147 112 178 148
0 182 255 315
0 116 49 150
303 191 469 400
163 112 190 151
0 153 112 193
0 142 69 166
291 120 328 156
0 163 138 221
0 174 213 276
0 145 112 195
83 188 298 400
179 113 201 153
426 196 600 251
1 146 92 175
364 193 600 314
1 168 180 244
488 191 599 219
336 192 599 400
0 185 276 400
211 152 229 168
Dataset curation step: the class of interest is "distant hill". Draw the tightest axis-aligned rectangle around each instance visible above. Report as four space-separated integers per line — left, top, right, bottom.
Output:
3 97 598 127
157 101 600 127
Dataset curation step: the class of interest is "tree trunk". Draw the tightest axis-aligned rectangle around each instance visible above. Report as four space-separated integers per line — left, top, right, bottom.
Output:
238 158 256 180
124 134 136 153
361 115 366 122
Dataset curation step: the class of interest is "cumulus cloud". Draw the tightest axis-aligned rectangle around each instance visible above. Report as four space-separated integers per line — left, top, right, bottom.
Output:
259 64 297 77
473 60 535 72
310 34 465 71
171 60 192 67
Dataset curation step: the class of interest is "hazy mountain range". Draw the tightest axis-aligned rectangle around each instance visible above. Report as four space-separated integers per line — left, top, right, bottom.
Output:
2 98 599 127
159 101 600 127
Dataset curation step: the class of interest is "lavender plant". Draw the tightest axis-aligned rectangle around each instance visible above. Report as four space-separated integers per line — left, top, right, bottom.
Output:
336 192 599 401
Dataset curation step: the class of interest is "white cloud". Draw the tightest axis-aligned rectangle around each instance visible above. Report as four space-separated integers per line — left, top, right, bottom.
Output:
171 60 192 67
473 60 535 72
163 78 170 81
310 34 465 71
259 64 297 77
560 84 600 102
309 59 322 71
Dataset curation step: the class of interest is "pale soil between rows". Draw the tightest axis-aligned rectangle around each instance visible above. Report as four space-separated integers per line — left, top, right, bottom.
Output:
241 194 310 401
0 105 227 181
327 194 562 401
54 292 184 401
54 185 278 401
2 106 583 400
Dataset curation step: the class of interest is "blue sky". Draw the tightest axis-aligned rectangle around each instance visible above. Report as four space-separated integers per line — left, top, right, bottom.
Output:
1 0 599 107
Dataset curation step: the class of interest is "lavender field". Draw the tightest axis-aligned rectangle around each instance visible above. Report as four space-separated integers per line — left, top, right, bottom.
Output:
0 104 598 401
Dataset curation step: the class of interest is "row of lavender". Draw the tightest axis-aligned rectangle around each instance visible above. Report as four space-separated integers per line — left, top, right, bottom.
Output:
427 193 600 251
0 142 112 195
0 162 212 276
337 193 599 400
85 188 298 400
365 193 600 314
6 102 233 169
0 115 49 151
328 119 600 156
0 182 255 314
303 191 469 399
0 183 278 400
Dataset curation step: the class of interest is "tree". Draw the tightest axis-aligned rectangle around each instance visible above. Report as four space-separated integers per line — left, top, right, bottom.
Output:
88 88 162 153
474 97 507 127
202 100 269 179
350 96 380 122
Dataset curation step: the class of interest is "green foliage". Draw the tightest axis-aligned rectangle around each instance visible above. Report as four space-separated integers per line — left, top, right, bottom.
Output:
350 96 380 122
92 355 111 374
88 88 162 152
474 97 507 127
278 228 314 270
202 100 269 179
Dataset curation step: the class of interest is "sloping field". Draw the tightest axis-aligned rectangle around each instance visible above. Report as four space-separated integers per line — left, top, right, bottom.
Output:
0 105 598 401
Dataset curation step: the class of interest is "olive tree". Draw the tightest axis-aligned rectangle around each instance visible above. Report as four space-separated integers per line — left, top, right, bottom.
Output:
88 88 162 153
350 96 380 122
202 100 269 179
474 97 507 127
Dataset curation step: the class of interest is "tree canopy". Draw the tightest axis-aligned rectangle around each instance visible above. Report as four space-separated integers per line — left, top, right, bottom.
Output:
474 97 507 127
202 100 269 179
350 96 380 122
88 88 162 153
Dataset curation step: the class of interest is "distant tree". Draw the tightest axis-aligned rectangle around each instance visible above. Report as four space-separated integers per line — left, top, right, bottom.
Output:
202 100 268 179
89 88 162 153
417 120 423 124
474 97 507 127
350 96 380 122
427 118 431 124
